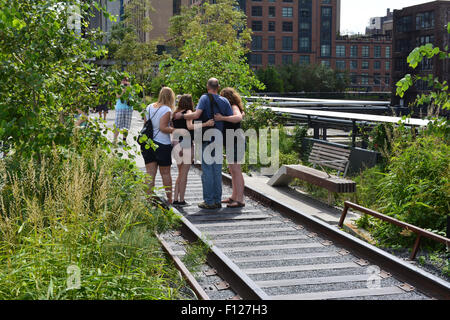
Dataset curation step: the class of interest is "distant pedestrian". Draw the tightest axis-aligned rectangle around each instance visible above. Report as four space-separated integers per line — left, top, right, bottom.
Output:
172 94 215 206
114 77 133 144
215 87 246 208
142 87 176 204
95 99 110 121
173 78 233 209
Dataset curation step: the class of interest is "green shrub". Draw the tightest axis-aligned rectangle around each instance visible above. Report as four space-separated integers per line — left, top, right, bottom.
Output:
0 146 188 300
371 134 449 248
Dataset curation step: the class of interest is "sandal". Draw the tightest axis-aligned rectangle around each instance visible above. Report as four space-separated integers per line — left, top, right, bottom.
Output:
221 198 235 204
227 201 245 208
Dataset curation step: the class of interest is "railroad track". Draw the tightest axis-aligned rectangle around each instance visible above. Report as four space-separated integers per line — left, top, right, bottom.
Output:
153 165 450 301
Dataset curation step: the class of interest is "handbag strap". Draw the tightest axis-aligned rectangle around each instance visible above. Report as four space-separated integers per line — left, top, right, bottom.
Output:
147 104 163 140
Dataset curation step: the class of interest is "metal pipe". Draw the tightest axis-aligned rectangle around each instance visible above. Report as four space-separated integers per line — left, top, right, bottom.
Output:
339 202 450 259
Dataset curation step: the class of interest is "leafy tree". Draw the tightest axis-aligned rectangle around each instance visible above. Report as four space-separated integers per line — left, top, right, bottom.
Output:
256 63 349 93
167 0 251 56
107 0 163 98
160 0 263 100
255 67 284 93
0 0 136 159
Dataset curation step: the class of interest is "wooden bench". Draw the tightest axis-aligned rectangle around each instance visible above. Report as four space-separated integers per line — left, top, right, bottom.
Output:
268 142 356 205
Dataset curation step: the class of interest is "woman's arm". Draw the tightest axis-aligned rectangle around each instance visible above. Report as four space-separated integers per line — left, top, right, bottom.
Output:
185 110 214 130
214 105 243 123
159 112 175 134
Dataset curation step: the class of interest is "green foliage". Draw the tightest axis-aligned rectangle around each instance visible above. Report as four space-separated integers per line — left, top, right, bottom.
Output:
396 24 450 115
160 0 264 100
256 63 349 93
0 146 191 300
356 135 449 249
107 0 164 97
0 0 134 159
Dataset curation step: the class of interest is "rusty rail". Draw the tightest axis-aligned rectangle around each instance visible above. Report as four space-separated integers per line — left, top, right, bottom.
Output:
156 234 210 300
339 201 450 260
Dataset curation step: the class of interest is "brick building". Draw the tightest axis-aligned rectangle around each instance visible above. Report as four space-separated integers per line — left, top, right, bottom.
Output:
334 35 392 92
391 0 450 107
245 0 341 67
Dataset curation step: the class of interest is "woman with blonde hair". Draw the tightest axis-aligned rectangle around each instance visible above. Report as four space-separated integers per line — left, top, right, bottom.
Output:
142 87 176 204
214 87 246 208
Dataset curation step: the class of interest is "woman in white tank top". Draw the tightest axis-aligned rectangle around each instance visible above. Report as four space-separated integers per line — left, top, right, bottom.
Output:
142 87 176 204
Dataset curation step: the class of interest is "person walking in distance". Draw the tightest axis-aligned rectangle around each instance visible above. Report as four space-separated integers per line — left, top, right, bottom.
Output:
214 87 246 208
114 77 133 144
173 78 233 209
172 94 215 207
142 87 176 204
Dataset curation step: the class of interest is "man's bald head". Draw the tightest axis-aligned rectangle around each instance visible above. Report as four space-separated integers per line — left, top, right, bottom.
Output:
207 78 220 93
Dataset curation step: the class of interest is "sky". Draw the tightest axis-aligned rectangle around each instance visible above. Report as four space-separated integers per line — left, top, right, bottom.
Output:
340 0 434 34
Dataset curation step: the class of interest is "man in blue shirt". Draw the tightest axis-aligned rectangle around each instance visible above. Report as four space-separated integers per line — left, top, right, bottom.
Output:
174 78 233 209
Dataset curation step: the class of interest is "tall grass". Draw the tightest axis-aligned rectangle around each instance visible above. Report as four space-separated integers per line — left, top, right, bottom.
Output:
0 145 188 300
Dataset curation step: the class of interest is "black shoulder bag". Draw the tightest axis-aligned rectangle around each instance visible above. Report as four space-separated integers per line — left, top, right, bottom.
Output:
138 105 162 151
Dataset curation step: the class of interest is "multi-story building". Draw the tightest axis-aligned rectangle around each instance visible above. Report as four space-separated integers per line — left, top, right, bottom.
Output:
89 0 202 44
366 9 394 37
334 35 392 92
391 0 450 108
245 0 341 68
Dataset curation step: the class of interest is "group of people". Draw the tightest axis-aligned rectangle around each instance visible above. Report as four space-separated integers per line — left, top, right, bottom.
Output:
141 78 246 210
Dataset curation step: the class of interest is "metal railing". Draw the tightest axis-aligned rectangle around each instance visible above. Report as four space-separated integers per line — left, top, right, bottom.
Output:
339 201 450 260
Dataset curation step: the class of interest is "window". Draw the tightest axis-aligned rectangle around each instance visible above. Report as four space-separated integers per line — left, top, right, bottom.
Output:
282 36 293 51
321 60 330 68
268 6 275 18
385 74 390 86
299 37 310 52
374 46 381 58
350 60 358 69
362 61 369 69
268 36 276 51
268 21 276 32
282 21 293 32
385 61 390 71
282 55 292 65
321 45 331 57
321 7 332 17
282 7 293 17
250 54 262 66
362 46 369 58
416 11 434 30
350 45 358 57
336 60 346 70
336 45 346 57
374 61 381 70
251 21 263 32
361 73 369 85
251 6 262 17
385 46 391 58
299 55 310 65
268 54 276 65
396 16 412 32
351 73 358 85
374 73 381 85
251 36 262 51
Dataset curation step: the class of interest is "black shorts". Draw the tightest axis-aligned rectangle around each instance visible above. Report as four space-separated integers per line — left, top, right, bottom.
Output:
142 142 173 166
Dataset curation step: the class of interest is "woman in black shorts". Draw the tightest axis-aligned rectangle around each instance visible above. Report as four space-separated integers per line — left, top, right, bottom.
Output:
214 88 246 208
172 94 214 206
142 87 176 204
